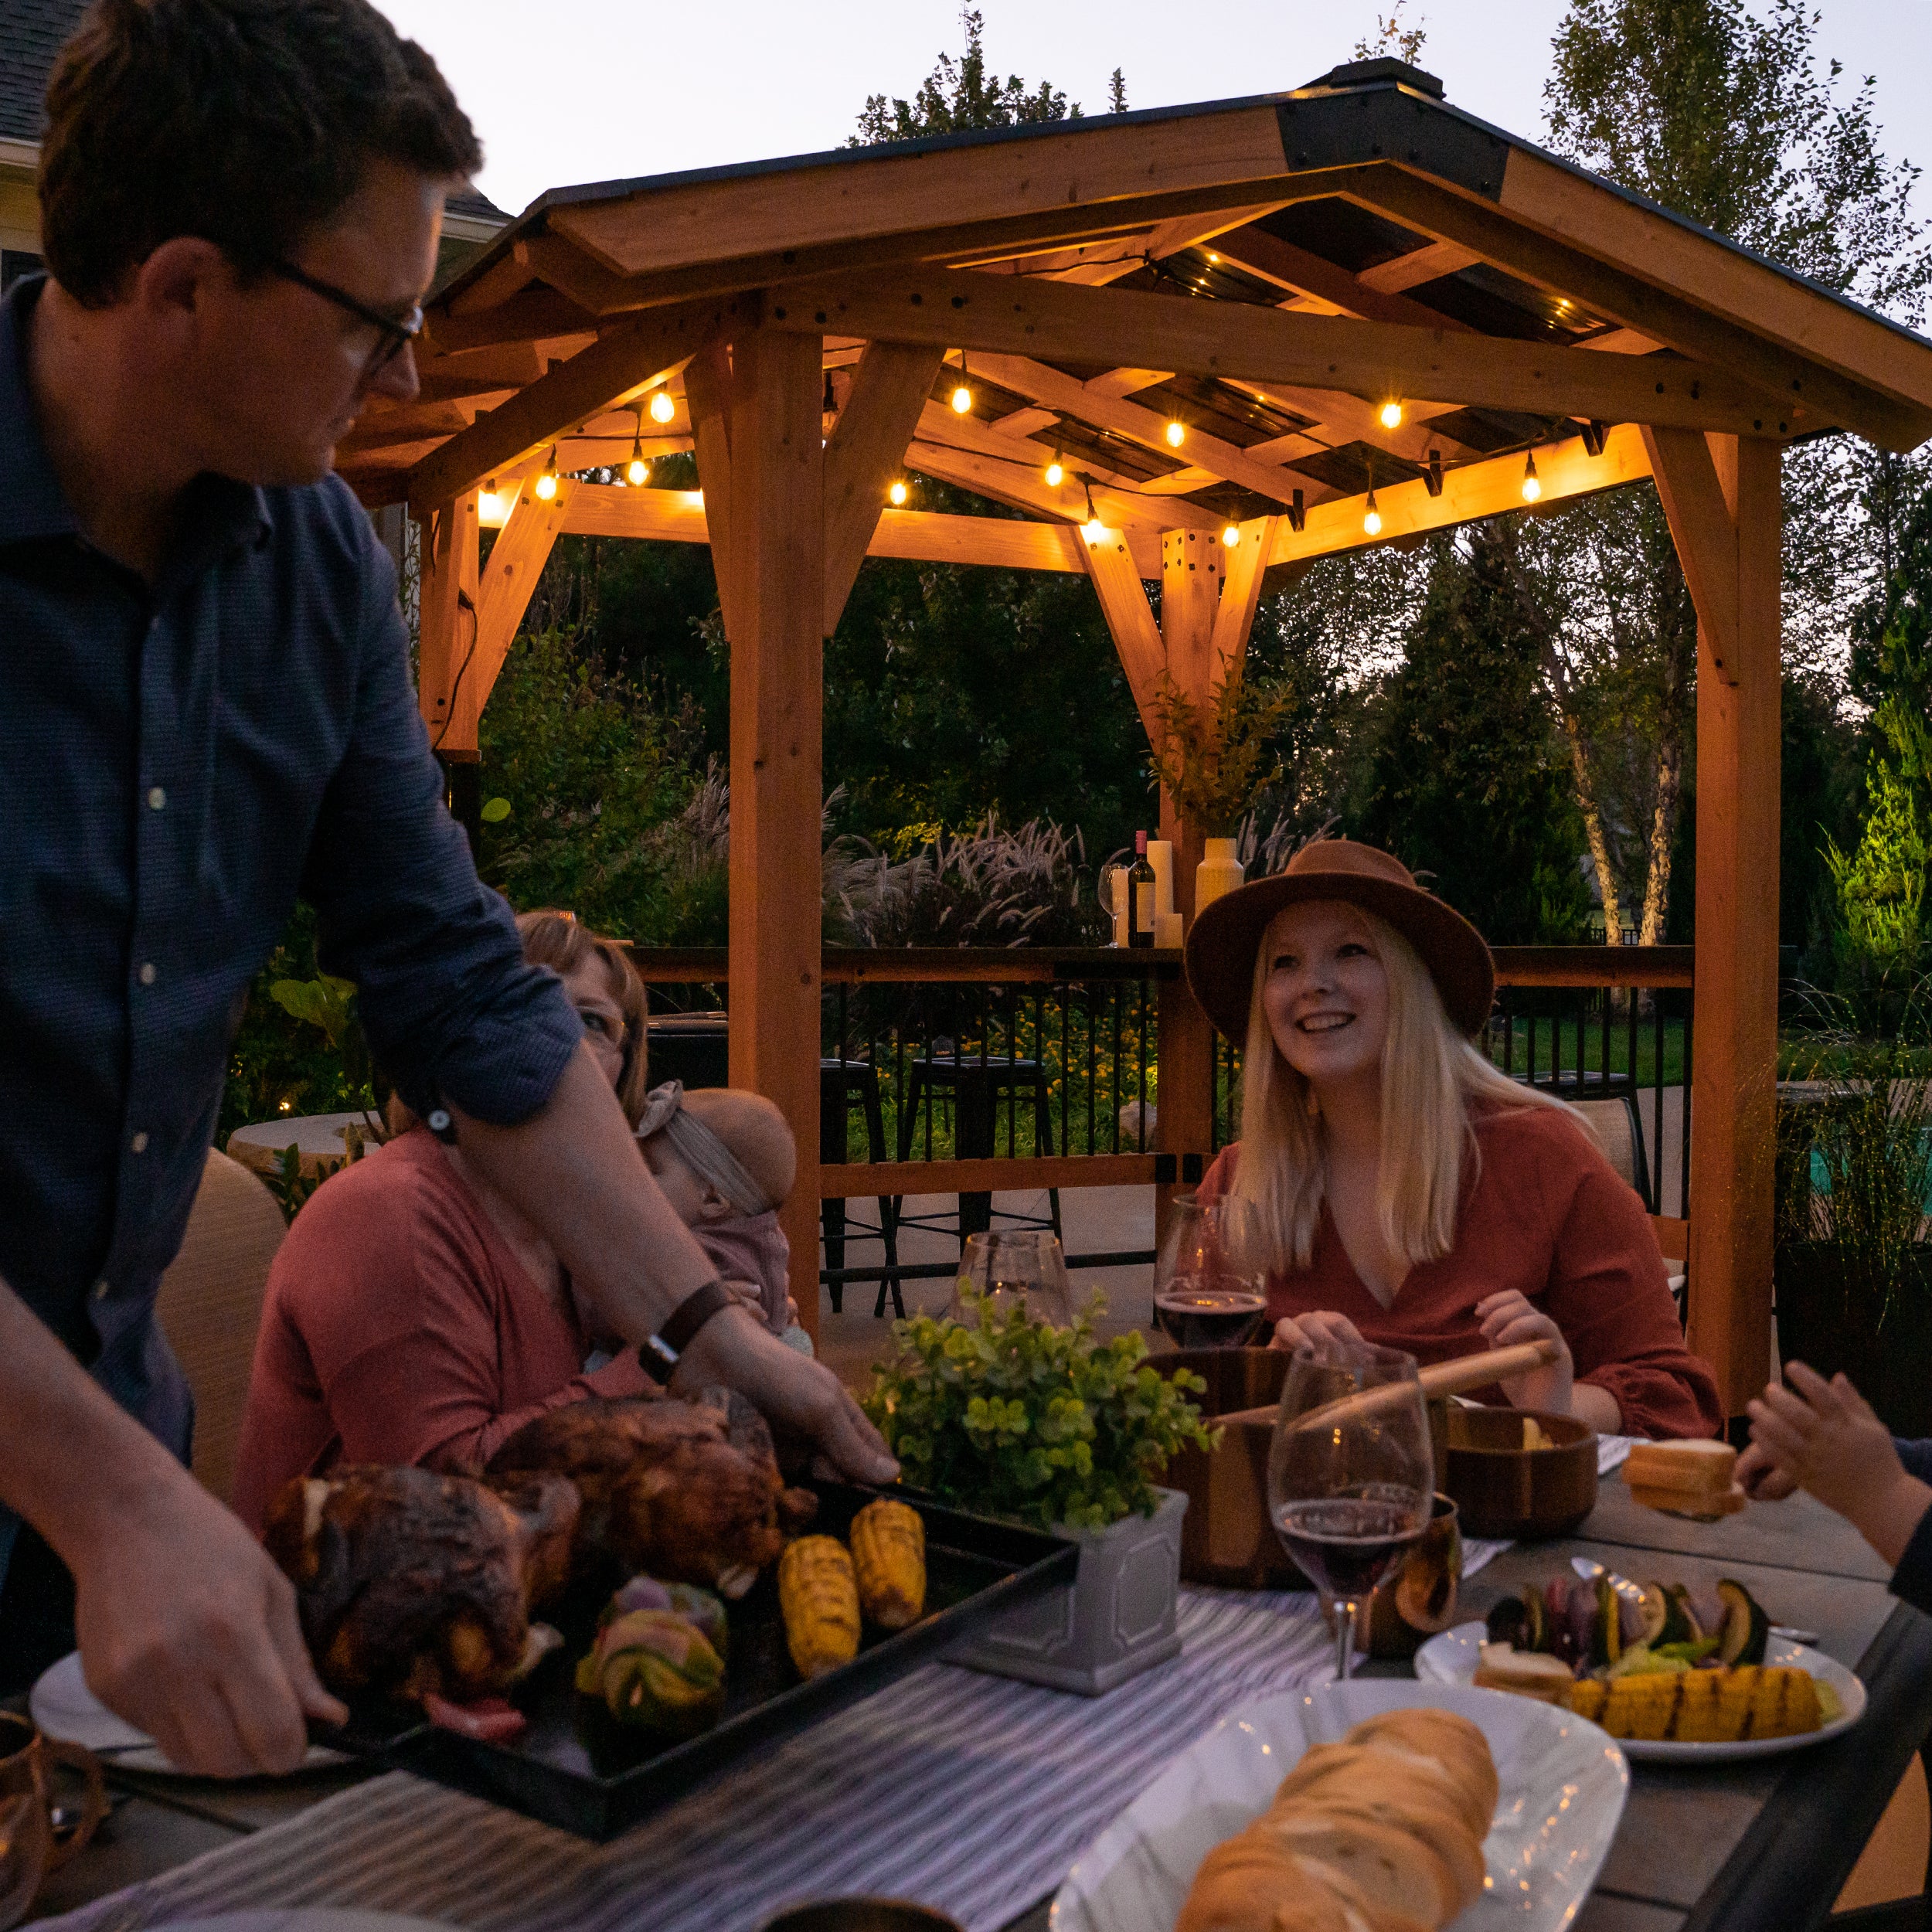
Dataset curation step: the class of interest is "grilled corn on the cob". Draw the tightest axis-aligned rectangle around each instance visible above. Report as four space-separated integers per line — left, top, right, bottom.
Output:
1560 1665 1824 1742
850 1498 926 1631
778 1536 862 1679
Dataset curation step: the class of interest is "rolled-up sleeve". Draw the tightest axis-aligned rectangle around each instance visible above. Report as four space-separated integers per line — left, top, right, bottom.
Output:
298 533 581 1125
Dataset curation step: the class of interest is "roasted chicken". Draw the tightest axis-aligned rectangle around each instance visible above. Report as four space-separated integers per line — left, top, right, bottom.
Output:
487 1389 817 1597
263 1463 579 1703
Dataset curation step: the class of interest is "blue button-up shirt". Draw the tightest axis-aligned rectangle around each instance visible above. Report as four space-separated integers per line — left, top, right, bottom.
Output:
0 276 583 1591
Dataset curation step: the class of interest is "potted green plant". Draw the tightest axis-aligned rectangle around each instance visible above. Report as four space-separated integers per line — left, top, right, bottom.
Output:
1774 985 1932 1435
863 1294 1217 1694
1149 669 1294 910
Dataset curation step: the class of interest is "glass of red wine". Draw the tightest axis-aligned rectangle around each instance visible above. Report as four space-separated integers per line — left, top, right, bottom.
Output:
1267 1338 1434 1682
1152 1195 1269 1349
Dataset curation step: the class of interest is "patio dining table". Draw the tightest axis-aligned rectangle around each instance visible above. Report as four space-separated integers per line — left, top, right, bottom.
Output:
20 1469 1932 1932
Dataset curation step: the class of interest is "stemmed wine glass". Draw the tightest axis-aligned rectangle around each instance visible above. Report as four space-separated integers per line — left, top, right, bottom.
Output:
948 1230 1075 1326
1267 1338 1434 1682
1151 1195 1269 1349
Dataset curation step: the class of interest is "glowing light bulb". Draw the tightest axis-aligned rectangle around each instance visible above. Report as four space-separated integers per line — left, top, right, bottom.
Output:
1165 419 1185 447
1222 524 1241 547
951 383 973 414
1083 516 1106 543
626 437 648 488
1045 454 1065 488
1379 400 1404 430
648 389 675 425
535 452 558 502
888 478 909 506
478 481 504 522
1522 453 1542 502
1362 490 1382 537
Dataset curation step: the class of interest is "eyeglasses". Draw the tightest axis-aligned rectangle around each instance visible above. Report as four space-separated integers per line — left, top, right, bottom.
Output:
577 1007 631 1052
268 258 423 377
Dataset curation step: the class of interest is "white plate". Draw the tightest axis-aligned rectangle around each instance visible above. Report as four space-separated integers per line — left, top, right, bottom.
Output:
1414 1623 1866 1762
29 1654 345 1777
1049 1680 1628 1932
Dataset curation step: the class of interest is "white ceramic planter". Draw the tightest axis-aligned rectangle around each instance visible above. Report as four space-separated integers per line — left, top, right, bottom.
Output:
952 1487 1187 1696
1195 838 1245 911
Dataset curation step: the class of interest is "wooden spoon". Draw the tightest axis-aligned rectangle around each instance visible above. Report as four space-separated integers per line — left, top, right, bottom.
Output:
1213 1338 1563 1432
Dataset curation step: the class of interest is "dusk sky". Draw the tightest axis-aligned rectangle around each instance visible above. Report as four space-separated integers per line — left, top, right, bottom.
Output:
375 0 1930 257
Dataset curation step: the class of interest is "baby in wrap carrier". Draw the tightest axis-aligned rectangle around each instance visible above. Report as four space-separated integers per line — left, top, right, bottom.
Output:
634 1081 812 1352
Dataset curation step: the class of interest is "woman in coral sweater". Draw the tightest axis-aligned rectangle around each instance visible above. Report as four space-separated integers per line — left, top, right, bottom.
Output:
1186 840 1719 1441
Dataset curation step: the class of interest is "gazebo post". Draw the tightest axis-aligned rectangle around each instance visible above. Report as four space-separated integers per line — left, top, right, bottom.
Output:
715 330 828 1342
1645 430 1784 1415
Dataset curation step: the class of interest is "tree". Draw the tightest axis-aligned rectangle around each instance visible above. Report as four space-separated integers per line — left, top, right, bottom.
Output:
852 9 1083 145
1353 2 1428 65
1354 526 1592 943
1540 0 1931 944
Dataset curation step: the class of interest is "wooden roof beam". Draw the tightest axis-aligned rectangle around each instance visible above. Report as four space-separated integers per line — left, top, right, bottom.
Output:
914 399 1184 500
1211 223 1477 332
767 269 1813 440
1357 239 1481 293
405 293 752 511
1342 168 1930 452
1267 420 1653 566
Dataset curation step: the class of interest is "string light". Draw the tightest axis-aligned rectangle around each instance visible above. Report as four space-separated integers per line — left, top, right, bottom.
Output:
1165 418 1185 448
1222 523 1241 548
534 448 558 502
1362 488 1381 537
648 389 675 426
478 478 503 522
1044 451 1065 488
950 352 973 414
1080 478 1105 544
888 478 910 506
1379 400 1405 430
626 407 648 487
1521 451 1543 502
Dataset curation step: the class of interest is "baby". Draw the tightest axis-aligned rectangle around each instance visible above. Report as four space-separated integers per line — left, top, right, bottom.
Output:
634 1081 811 1351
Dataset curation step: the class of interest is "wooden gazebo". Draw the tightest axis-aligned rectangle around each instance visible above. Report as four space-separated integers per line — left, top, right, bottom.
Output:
338 56 1932 1413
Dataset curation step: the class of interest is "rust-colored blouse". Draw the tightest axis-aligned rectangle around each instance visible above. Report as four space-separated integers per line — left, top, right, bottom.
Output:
233 1127 650 1532
1196 1104 1721 1441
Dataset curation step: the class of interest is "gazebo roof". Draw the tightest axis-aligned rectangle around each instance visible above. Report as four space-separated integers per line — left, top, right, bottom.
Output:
349 56 1932 574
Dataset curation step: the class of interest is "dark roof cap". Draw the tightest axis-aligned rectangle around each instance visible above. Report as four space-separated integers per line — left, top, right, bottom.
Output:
1311 56 1445 99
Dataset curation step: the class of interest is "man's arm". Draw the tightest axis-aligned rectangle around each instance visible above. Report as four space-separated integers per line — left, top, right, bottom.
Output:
452 1049 899 1484
0 1281 345 1774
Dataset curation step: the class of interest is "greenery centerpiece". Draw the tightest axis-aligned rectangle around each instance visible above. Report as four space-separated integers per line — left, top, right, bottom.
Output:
1148 669 1293 838
862 1292 1216 1530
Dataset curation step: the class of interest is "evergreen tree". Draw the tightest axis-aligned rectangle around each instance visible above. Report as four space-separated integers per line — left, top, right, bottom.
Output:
1355 528 1591 943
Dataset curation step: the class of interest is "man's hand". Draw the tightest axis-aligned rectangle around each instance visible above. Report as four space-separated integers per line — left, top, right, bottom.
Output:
1270 1309 1365 1353
1746 1362 1932 1566
69 1464 345 1777
1735 1440 1800 1501
677 1305 897 1485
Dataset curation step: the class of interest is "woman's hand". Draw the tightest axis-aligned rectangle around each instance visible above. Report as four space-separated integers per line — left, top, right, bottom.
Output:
1270 1310 1365 1352
1747 1362 1932 1566
1475 1289 1576 1415
1735 1439 1800 1501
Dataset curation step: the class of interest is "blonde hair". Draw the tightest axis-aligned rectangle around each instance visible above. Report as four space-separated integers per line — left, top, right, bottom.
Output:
1229 902 1561 1272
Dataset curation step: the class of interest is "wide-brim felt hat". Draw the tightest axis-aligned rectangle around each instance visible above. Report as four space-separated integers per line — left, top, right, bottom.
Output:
1184 838 1495 1040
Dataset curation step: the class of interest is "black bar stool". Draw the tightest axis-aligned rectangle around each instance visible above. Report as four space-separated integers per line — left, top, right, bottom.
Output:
895 1052 1063 1250
821 1060 904 1317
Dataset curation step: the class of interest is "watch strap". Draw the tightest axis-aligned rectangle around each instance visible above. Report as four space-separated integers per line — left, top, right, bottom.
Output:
638 1277 736 1384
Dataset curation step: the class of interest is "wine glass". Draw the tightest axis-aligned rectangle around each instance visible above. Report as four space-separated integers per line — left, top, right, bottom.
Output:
949 1230 1075 1327
1267 1339 1434 1682
1151 1195 1269 1349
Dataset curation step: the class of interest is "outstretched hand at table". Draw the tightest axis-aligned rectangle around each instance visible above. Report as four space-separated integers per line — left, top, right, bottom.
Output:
1270 1309 1364 1352
1746 1362 1932 1568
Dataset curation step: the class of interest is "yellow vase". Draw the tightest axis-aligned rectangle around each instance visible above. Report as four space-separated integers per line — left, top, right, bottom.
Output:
1195 837 1245 910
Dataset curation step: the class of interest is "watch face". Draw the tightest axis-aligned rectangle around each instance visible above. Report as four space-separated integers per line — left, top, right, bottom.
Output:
638 1335 679 1383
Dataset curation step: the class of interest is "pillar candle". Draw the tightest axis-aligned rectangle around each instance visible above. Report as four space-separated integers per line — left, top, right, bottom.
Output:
1147 840 1175 920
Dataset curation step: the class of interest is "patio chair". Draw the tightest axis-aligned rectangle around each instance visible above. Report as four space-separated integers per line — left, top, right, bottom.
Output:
154 1148 287 1506
1570 1094 1654 1209
821 1058 904 1319
895 1050 1063 1251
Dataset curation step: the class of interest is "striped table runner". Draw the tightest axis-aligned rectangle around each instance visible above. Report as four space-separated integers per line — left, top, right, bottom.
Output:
45 1591 1332 1932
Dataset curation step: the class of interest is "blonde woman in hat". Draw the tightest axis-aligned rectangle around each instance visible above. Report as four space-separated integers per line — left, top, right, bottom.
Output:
1187 841 1720 1441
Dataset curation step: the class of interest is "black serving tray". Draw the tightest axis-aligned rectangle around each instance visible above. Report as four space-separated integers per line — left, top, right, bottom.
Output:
313 1481 1076 1840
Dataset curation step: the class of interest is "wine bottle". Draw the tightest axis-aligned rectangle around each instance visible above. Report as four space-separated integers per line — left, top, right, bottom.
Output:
1128 830 1157 950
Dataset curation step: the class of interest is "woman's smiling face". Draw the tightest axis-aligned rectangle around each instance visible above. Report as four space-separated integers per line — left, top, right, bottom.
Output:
1260 900 1391 1090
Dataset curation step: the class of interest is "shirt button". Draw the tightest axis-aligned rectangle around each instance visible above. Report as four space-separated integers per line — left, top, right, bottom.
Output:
130 1131 149 1154
147 786 166 811
93 1281 110 1302
138 962 157 986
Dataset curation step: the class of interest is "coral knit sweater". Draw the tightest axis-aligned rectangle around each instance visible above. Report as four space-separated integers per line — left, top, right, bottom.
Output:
233 1127 651 1534
1196 1104 1722 1442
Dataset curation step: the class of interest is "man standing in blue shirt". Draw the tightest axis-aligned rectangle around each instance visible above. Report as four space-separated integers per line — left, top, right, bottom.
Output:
0 0 894 1774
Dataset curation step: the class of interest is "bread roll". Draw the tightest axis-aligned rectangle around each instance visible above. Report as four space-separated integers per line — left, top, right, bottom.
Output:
1174 1832 1358 1932
1338 1709 1499 1826
1261 1813 1460 1924
1271 1741 1491 1846
1274 1795 1485 1914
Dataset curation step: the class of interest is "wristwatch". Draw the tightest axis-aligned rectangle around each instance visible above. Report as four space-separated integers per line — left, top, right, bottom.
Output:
638 1277 736 1384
